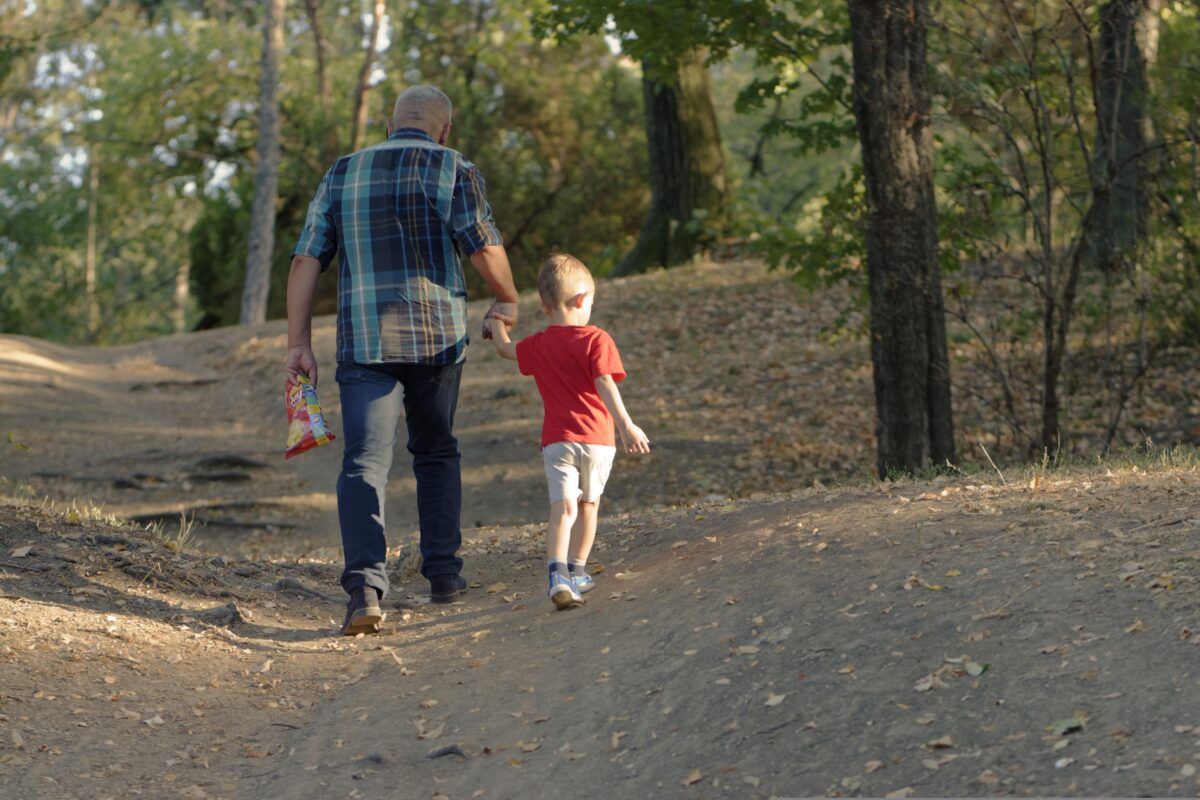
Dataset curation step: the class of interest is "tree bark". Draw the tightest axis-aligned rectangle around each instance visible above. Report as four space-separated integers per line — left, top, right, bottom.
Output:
614 49 727 276
173 256 190 334
349 0 386 153
303 0 338 164
85 157 99 342
239 0 285 326
847 0 956 476
1090 0 1161 273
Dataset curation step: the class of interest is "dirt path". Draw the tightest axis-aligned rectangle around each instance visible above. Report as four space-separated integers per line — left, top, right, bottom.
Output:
0 261 873 561
2 462 1199 798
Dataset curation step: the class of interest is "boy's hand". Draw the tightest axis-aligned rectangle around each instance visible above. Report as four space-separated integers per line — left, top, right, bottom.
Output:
618 422 651 455
483 301 518 340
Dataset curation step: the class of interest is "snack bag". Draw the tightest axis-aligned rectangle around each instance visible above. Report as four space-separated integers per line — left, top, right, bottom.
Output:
285 374 336 460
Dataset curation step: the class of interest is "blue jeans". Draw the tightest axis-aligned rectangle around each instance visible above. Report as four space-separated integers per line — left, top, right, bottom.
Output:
335 361 464 599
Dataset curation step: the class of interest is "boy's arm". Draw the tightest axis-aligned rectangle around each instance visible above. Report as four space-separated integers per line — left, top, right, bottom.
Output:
484 318 518 361
594 374 651 454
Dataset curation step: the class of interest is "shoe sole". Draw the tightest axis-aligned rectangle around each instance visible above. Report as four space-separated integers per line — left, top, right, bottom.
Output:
341 608 383 636
430 589 463 604
551 588 584 610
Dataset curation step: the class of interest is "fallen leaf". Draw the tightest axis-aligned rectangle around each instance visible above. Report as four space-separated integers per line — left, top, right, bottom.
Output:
813 542 828 553
964 660 987 677
945 569 961 577
518 740 540 753
614 571 640 580
485 582 507 594
926 736 955 749
611 731 626 750
9 546 32 558
144 715 165 727
837 664 855 675
865 759 884 773
765 693 786 707
419 699 438 709
1181 764 1196 777
681 769 703 786
258 659 273 674
1054 757 1074 769
977 769 1000 785
885 787 915 798
743 775 761 787
11 730 24 749
1051 717 1085 736
1124 619 1144 634
916 714 936 726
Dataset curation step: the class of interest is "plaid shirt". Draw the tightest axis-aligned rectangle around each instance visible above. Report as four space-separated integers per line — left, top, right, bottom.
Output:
293 128 503 365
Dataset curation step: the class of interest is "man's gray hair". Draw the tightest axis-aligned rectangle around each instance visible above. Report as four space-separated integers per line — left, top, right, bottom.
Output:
391 85 453 128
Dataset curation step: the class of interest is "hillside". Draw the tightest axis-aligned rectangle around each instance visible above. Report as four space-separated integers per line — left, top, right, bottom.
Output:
2 260 1200 798
2 460 1199 797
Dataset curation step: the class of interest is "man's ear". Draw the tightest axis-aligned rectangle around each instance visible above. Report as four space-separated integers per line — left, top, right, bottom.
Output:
438 123 451 145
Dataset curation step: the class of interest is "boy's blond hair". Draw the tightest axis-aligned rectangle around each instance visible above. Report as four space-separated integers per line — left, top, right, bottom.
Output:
537 253 594 307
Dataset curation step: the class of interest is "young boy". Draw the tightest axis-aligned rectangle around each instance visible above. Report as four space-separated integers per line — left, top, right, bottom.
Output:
485 253 650 610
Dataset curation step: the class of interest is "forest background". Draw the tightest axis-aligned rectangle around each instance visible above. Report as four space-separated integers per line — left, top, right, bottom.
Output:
2 0 1199 472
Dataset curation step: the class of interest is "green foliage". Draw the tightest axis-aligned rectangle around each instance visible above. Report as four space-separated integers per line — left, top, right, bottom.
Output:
1 0 649 339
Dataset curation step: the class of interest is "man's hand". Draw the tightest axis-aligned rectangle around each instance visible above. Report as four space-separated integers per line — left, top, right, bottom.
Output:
482 301 518 340
618 422 652 455
286 345 318 386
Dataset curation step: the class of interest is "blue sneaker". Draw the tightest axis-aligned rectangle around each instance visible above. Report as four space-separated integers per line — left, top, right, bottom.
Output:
548 572 584 610
571 571 595 594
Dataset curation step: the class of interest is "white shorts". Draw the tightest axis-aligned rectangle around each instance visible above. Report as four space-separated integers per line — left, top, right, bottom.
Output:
542 442 617 504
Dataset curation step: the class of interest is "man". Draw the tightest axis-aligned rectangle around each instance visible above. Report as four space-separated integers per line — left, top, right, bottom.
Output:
286 85 519 635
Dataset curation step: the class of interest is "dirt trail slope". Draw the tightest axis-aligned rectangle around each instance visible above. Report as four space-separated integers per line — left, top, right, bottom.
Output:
3 462 1199 798
0 261 872 559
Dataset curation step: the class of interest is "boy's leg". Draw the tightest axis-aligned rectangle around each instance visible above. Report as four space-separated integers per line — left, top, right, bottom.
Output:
567 499 599 566
568 444 616 587
336 363 402 601
548 497 577 567
543 443 584 609
398 363 464 584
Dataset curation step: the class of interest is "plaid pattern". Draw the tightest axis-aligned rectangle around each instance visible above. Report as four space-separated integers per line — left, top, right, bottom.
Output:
293 128 503 365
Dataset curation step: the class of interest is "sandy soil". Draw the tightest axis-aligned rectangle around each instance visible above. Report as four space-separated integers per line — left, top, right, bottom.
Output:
3 260 1200 798
2 462 1199 798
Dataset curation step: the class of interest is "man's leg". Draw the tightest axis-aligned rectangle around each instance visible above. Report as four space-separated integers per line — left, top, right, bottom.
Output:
336 363 401 600
399 362 464 581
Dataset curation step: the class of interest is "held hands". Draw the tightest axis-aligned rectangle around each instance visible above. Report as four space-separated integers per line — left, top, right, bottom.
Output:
286 345 318 386
618 421 652 455
483 317 508 342
482 301 518 340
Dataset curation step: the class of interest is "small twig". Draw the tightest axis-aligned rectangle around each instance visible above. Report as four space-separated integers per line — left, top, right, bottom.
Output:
424 744 468 760
270 722 301 730
971 584 1034 621
978 442 1008 486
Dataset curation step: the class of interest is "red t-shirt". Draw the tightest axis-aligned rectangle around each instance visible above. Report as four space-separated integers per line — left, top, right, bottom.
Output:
515 325 627 447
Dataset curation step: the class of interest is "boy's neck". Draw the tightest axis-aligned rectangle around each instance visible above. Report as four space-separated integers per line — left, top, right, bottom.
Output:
548 309 591 327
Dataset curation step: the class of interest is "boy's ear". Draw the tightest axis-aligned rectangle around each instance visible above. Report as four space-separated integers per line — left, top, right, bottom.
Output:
570 292 587 309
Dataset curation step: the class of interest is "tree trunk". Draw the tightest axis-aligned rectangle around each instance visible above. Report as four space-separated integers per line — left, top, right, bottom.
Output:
303 0 339 164
239 0 285 326
614 49 727 276
349 0 386 153
173 257 190 333
847 0 956 476
1090 0 1161 273
85 157 99 341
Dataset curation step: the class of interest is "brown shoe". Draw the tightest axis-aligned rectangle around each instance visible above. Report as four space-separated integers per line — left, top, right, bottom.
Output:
341 587 383 635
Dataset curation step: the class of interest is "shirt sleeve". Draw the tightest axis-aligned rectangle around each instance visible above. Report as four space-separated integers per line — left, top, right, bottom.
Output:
515 335 537 377
293 167 339 271
589 331 626 382
450 160 504 256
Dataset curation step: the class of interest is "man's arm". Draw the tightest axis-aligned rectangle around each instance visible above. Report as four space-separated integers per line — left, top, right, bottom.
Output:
484 318 518 360
594 374 651 454
469 244 519 339
286 255 322 385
